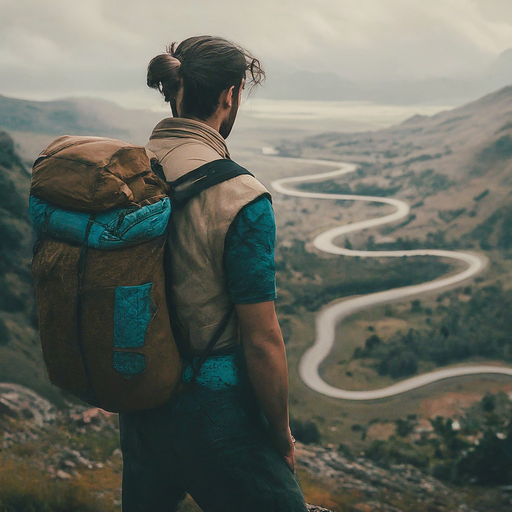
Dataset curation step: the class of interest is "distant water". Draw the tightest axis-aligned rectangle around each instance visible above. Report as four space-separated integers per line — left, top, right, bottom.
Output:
237 98 453 133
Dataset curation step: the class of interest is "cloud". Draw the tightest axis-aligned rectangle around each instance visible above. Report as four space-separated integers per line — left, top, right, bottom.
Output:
1 0 512 105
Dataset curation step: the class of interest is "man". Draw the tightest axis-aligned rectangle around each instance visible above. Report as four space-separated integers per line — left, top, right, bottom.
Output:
119 36 308 512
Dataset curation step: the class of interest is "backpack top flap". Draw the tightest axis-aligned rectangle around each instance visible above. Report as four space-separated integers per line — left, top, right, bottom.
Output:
31 136 168 212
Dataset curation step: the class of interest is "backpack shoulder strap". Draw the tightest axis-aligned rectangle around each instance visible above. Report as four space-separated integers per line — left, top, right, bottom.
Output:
155 158 253 381
166 159 254 207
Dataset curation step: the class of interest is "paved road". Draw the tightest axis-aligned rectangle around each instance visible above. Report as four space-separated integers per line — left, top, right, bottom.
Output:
269 156 512 400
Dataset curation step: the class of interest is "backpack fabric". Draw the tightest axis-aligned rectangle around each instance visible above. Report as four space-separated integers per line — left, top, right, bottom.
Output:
30 135 254 413
31 135 168 211
30 196 171 249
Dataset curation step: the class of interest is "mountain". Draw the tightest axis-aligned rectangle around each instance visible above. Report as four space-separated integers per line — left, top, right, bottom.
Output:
276 84 512 249
0 95 165 162
260 50 512 106
486 48 512 84
4 84 512 404
260 70 488 105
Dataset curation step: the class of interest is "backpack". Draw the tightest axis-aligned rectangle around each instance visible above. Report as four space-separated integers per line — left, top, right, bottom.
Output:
30 135 253 413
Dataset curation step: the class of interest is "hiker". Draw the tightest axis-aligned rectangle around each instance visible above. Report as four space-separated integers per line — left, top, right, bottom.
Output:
118 36 308 512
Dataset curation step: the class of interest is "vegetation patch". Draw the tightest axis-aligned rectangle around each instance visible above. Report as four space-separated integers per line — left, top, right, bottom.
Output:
352 283 512 377
409 168 455 197
403 153 443 166
364 392 512 487
479 134 512 162
295 179 403 197
468 203 512 250
276 240 450 314
438 208 466 223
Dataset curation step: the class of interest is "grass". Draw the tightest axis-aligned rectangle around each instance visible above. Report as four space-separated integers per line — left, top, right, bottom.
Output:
0 455 118 512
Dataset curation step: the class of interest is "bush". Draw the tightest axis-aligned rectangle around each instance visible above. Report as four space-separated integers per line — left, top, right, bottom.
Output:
290 417 321 445
481 393 496 413
0 318 10 345
378 351 418 379
337 443 353 459
365 335 382 351
365 439 430 469
456 431 512 485
395 418 415 438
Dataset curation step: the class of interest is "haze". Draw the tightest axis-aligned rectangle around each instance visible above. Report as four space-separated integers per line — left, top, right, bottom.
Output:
2 0 512 107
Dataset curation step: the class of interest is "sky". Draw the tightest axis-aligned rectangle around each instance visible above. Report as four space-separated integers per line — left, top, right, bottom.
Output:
2 0 512 109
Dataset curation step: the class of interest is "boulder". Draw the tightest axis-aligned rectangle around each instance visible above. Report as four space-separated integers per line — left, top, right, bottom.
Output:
0 383 57 425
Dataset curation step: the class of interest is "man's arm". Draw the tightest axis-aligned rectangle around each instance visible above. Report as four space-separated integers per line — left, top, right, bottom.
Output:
236 300 295 473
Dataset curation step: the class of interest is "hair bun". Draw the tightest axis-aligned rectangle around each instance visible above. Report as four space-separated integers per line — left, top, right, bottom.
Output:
147 53 182 102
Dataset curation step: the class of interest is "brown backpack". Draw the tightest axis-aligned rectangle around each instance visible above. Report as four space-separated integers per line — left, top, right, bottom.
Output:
31 135 254 412
31 136 181 412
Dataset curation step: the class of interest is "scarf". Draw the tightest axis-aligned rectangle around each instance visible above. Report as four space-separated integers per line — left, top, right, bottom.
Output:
149 117 231 160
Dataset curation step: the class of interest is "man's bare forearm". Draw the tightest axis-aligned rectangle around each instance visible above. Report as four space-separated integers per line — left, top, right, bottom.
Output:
243 327 290 434
236 302 290 435
236 301 296 471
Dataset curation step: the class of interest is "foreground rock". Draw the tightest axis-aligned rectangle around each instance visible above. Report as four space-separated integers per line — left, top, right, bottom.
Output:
0 383 57 425
1 383 511 511
297 443 512 511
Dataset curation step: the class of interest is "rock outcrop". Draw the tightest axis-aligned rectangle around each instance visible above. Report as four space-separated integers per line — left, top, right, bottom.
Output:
0 383 57 426
296 443 511 511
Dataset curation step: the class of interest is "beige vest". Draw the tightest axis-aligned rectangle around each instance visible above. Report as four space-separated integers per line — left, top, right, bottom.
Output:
147 118 270 353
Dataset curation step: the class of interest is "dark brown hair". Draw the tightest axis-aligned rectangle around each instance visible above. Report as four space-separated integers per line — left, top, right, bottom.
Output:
147 36 265 120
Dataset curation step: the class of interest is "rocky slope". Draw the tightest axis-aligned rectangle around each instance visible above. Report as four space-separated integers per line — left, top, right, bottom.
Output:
1 383 510 512
0 131 62 404
297 443 512 511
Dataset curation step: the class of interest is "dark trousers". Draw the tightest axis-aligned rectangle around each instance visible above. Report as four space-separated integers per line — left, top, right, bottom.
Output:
119 372 308 511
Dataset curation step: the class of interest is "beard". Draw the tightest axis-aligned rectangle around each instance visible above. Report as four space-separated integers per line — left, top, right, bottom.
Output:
219 91 240 139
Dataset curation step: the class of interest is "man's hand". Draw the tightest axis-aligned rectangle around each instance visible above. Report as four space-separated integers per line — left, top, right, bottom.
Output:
236 301 295 472
270 426 296 474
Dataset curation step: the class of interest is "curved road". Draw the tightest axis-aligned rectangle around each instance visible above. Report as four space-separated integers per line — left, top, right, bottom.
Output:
269 156 512 400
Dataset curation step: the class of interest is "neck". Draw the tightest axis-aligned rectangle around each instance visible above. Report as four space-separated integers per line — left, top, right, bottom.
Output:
183 114 223 137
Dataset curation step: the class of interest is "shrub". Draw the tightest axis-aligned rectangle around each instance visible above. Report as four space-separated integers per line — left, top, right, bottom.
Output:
456 431 512 485
0 318 10 345
290 417 321 444
365 439 429 469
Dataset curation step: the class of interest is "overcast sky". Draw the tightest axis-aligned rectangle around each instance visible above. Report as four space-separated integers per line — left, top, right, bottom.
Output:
2 0 512 108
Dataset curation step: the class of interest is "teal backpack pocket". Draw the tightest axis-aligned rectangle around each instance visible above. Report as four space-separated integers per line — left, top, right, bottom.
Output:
113 283 153 349
113 283 153 378
113 352 146 380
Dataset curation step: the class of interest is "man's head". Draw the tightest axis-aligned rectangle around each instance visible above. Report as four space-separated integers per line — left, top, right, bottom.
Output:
147 36 265 138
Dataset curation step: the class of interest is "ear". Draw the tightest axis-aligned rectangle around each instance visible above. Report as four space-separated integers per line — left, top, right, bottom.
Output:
222 85 235 109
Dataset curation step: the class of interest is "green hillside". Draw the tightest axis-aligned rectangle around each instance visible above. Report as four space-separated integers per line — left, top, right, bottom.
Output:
0 131 64 404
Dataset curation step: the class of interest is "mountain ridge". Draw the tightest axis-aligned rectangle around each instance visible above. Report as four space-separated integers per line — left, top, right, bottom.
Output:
0 94 164 152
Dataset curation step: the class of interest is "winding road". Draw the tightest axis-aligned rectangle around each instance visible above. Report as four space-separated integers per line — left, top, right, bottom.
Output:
269 156 512 400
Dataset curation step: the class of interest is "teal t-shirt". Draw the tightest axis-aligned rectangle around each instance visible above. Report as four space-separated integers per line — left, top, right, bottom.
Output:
224 196 277 304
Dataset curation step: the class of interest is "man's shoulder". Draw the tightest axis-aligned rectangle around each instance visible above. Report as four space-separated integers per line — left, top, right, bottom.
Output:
215 169 270 203
147 139 221 181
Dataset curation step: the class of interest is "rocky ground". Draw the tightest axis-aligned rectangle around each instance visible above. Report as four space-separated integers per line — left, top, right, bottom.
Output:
1 383 511 511
297 442 512 511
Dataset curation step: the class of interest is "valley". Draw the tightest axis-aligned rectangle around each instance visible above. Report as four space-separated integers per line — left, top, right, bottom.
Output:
3 86 512 510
